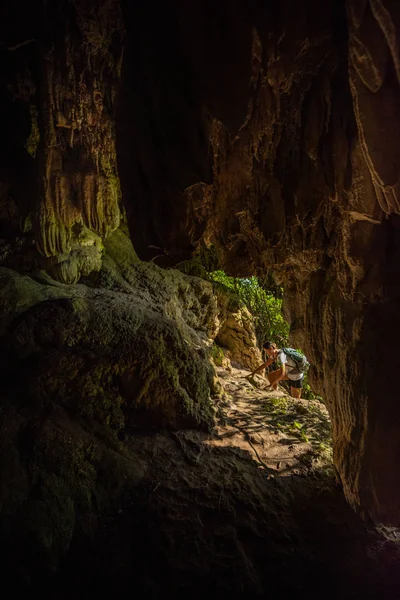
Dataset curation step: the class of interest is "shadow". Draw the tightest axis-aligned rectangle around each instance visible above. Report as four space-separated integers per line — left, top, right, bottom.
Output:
0 369 395 600
218 377 333 475
36 427 400 600
277 436 300 445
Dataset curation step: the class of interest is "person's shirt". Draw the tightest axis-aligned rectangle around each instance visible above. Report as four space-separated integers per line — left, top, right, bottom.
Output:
277 350 303 380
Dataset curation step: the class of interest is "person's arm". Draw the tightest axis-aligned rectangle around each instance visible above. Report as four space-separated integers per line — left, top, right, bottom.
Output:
264 357 274 369
248 357 273 377
274 363 286 382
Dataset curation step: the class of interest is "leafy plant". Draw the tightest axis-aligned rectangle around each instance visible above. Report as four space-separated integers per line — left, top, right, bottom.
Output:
208 271 289 347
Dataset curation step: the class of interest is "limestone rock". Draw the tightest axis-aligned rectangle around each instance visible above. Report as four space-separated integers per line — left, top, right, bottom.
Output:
216 307 262 371
115 0 400 527
0 240 227 572
0 258 218 432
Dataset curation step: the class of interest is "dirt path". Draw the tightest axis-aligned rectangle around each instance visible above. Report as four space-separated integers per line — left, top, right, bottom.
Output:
209 365 332 477
44 364 400 599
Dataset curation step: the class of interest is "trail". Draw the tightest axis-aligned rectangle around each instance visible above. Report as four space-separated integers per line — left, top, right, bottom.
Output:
210 364 332 477
49 363 400 600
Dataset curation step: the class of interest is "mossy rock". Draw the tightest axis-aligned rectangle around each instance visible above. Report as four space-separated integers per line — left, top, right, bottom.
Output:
211 342 225 366
0 253 223 576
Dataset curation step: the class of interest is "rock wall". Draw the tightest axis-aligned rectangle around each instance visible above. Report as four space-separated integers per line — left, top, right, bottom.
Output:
117 0 400 526
0 228 227 573
0 231 221 433
0 0 123 283
215 307 262 370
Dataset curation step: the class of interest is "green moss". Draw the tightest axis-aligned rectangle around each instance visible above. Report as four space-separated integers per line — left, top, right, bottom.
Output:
18 415 145 571
119 325 215 430
25 105 40 158
103 227 140 265
211 342 224 366
79 385 125 431
47 359 125 430
107 172 122 203
262 396 333 468
176 257 208 279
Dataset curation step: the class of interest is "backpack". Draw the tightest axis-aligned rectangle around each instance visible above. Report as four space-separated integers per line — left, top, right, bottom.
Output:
281 347 310 374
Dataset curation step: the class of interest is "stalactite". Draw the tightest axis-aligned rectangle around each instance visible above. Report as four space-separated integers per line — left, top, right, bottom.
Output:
31 0 123 282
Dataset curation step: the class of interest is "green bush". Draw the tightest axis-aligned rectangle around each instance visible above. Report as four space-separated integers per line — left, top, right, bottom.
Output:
208 271 289 347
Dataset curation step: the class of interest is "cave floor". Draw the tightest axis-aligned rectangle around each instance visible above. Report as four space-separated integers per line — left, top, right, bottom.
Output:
210 365 333 478
42 367 400 599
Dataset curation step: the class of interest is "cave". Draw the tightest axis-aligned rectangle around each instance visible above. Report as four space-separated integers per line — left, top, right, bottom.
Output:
1 0 400 597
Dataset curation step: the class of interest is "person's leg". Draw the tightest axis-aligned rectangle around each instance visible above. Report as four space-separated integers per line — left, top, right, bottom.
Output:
273 375 289 391
267 367 286 389
290 386 302 398
289 378 302 398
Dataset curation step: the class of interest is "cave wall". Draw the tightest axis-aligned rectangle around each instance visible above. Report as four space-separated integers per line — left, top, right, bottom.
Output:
117 0 400 526
1 0 400 526
0 0 123 283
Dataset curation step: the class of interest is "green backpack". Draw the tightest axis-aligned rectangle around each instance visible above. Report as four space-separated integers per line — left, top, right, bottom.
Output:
281 347 310 374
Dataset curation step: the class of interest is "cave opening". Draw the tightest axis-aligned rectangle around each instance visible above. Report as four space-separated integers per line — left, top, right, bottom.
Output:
179 263 335 476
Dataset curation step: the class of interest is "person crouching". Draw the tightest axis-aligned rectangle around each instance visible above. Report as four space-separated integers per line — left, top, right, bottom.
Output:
246 341 304 398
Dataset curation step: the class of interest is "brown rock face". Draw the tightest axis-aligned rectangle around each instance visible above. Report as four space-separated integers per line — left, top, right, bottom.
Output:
117 0 400 526
0 0 123 282
1 0 400 527
216 307 262 371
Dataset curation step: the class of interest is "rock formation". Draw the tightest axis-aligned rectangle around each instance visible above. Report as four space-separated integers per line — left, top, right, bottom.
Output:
0 0 123 283
117 0 400 527
0 0 400 557
0 229 214 576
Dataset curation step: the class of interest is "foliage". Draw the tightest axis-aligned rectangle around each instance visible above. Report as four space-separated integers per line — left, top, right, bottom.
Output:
300 375 323 401
208 271 289 347
258 271 283 299
262 395 333 470
177 252 323 403
211 342 224 367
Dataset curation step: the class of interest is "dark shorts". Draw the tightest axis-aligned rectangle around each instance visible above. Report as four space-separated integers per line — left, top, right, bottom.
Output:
288 378 303 389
